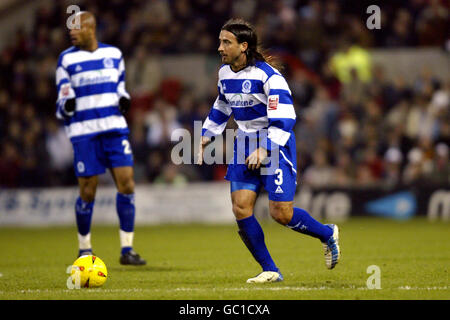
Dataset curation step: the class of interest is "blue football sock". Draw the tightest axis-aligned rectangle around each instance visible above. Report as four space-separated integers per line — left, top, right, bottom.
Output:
78 248 92 256
121 246 132 255
116 192 135 232
237 215 279 272
75 197 94 236
116 193 135 255
287 207 333 242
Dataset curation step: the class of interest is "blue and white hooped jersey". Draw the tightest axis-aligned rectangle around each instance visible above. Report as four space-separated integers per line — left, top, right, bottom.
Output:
55 42 130 142
202 61 297 155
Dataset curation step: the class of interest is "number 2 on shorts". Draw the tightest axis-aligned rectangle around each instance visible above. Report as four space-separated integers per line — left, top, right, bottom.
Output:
122 139 132 154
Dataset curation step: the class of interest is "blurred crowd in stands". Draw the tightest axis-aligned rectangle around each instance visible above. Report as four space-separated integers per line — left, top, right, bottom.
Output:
0 0 448 188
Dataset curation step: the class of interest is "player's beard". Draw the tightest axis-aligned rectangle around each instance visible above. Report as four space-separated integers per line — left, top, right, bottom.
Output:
220 53 229 64
228 54 247 71
223 53 238 65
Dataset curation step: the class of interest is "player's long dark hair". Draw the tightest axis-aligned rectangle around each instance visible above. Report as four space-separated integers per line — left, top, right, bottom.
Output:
221 18 283 71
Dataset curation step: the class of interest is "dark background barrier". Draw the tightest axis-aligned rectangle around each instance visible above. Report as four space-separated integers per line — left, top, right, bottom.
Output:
254 183 450 221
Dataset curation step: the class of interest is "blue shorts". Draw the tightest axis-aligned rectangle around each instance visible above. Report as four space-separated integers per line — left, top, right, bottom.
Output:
72 132 134 177
225 134 297 202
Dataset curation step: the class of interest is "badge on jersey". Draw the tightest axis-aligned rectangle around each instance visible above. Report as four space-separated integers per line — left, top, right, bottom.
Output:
77 161 85 173
103 57 114 68
242 80 252 93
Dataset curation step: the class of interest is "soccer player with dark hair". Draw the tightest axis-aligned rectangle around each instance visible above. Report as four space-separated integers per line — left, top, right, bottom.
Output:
198 19 340 283
55 12 146 265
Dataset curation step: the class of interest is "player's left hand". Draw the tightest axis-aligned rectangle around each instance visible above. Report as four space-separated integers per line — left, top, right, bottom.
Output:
245 147 268 170
119 97 131 114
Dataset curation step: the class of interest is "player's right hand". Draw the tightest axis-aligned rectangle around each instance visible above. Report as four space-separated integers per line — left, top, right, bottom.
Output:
245 147 268 170
197 136 211 165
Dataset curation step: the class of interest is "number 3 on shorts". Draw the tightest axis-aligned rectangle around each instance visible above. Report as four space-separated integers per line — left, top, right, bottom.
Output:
274 168 283 185
122 139 132 155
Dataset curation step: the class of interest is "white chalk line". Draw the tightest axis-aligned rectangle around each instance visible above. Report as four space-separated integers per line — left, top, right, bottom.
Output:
0 286 448 295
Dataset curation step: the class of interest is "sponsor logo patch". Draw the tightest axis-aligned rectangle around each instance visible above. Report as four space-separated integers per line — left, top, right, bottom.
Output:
61 84 70 97
268 95 279 111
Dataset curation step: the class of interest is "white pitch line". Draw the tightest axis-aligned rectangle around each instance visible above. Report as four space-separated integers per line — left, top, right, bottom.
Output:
0 286 448 295
398 286 449 291
223 286 368 291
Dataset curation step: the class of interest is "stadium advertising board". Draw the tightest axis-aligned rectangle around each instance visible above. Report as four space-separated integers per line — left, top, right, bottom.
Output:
0 183 448 226
290 185 449 221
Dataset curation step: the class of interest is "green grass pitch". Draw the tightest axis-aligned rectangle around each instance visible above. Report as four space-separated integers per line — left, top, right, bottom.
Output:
0 217 448 300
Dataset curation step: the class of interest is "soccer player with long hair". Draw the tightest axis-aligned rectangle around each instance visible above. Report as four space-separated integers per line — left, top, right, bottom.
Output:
198 19 340 283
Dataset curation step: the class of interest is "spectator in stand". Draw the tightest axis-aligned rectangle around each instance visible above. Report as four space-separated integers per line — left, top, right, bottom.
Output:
403 148 425 185
416 0 449 46
44 118 74 186
427 143 450 185
329 37 372 84
145 149 165 183
145 97 182 149
0 141 22 188
154 163 188 186
384 9 416 47
361 146 384 182
383 147 403 186
126 45 162 97
332 150 355 187
303 149 335 188
303 86 340 140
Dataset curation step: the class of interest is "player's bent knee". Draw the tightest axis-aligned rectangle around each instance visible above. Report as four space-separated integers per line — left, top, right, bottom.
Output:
232 203 252 220
231 189 257 220
270 211 291 225
269 202 293 225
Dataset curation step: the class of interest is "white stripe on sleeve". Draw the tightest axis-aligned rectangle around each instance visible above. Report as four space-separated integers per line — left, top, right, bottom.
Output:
268 126 291 146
